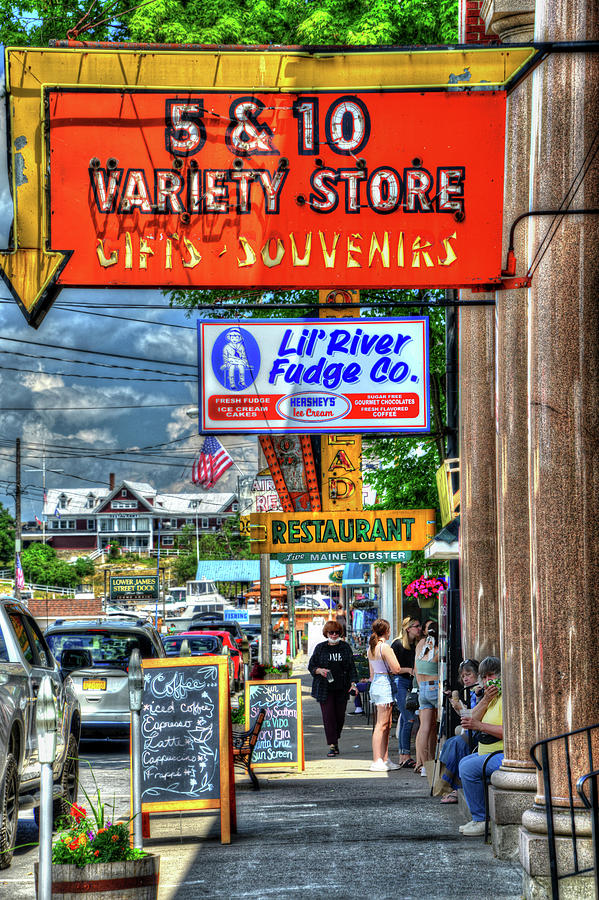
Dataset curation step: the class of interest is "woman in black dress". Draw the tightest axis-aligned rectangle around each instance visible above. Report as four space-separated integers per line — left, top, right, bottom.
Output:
308 620 358 758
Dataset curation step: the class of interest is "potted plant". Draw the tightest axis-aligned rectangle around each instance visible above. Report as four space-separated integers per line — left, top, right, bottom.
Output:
264 659 293 680
404 575 447 609
35 782 159 898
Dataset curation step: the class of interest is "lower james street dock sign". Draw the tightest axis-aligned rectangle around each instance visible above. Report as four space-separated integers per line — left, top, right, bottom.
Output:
249 509 436 555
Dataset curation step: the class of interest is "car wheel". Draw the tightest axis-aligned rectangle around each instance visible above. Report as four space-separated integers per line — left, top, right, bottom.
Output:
0 754 19 870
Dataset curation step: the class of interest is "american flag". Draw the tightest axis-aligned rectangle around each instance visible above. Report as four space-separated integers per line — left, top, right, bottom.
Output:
192 437 233 489
15 553 25 591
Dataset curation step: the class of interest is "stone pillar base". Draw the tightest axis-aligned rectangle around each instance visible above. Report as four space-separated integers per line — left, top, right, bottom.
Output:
489 765 537 859
520 805 595 900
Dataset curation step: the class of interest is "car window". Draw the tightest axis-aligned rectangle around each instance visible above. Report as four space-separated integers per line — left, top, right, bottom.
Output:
23 615 53 668
46 629 157 667
8 613 34 664
0 628 8 662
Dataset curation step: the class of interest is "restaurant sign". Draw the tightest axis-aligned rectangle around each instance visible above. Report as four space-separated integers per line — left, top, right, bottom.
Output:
198 317 429 433
250 509 436 555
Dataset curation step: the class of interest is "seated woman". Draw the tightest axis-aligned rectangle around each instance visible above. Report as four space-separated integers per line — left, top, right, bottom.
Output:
438 658 480 803
457 656 504 835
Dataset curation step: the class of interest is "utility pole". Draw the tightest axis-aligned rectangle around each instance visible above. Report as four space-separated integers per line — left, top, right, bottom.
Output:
15 438 21 603
41 446 46 544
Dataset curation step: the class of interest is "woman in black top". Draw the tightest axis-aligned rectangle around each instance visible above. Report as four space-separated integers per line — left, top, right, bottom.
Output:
308 620 358 758
391 617 422 768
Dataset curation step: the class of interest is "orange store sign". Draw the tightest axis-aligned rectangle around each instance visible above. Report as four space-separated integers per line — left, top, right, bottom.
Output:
48 89 505 293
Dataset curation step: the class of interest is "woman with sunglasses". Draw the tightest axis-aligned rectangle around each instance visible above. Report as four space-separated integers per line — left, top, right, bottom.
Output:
391 617 422 768
308 620 358 758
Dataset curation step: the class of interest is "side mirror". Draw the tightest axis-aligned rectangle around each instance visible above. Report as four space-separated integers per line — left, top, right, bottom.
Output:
61 648 93 674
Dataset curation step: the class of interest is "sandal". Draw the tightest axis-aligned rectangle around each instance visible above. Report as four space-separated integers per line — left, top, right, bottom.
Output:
440 791 458 804
414 764 423 775
399 758 416 769
326 746 337 758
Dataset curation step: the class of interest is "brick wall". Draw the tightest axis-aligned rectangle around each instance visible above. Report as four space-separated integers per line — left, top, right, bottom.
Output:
461 0 496 44
29 597 102 619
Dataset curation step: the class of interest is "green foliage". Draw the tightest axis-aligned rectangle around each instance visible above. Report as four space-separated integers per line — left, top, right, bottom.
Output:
74 557 95 578
21 543 80 588
231 694 245 724
0 0 458 49
108 541 121 560
0 503 15 564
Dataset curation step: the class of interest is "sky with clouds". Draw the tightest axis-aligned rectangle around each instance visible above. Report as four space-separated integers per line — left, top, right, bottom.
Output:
0 68 257 521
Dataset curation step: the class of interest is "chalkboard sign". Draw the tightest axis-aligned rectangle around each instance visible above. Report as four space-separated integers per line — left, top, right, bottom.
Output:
140 657 234 843
245 679 304 772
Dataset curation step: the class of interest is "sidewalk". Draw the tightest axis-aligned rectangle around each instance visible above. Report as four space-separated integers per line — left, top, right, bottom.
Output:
148 655 523 900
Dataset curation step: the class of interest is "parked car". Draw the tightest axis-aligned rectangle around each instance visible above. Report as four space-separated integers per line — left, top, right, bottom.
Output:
161 633 223 657
0 598 81 868
161 633 235 687
44 619 165 738
188 616 246 648
186 628 244 692
242 624 262 662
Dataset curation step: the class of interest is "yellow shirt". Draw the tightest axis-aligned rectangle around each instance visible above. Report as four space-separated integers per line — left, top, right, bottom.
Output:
477 695 503 755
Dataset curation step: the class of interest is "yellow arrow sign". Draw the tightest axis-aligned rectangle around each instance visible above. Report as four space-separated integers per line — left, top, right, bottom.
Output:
3 44 535 326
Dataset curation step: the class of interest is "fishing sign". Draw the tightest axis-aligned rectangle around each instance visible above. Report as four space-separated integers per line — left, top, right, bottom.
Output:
0 45 531 325
198 317 429 434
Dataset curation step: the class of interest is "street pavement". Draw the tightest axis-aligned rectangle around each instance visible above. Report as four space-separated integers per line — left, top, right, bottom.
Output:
3 655 523 899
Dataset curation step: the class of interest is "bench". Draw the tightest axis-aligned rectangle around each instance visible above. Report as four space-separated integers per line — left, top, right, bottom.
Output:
232 708 266 790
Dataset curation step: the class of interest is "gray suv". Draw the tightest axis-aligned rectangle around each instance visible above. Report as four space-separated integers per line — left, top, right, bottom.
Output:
45 619 165 738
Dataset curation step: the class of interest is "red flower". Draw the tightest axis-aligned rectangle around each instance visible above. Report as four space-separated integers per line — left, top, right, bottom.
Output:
70 803 86 823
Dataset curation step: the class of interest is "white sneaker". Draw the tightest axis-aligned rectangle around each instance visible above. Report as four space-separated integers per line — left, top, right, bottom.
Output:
420 766 428 776
384 760 401 770
370 759 388 772
461 820 486 836
459 820 475 833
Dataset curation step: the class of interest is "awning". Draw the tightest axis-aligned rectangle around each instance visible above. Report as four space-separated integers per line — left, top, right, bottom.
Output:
424 516 459 560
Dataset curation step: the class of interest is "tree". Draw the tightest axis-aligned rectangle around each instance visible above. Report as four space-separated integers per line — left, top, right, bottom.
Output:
21 543 80 588
0 503 15 565
172 515 256 584
74 557 95 579
0 0 458 48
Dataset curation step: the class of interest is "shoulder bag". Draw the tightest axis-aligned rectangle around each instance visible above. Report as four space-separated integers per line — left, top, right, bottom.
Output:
405 680 420 712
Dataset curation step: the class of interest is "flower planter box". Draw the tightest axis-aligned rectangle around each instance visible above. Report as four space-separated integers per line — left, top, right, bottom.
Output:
35 853 160 899
264 671 292 680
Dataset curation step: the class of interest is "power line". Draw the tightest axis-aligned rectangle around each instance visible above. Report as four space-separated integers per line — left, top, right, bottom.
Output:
0 347 192 376
0 335 196 369
0 403 191 411
0 362 190 383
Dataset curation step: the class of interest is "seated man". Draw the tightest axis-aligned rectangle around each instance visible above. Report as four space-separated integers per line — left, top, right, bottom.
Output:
457 656 504 836
438 658 481 803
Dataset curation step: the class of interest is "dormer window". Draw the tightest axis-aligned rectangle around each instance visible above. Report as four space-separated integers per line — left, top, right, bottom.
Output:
188 500 199 509
121 489 127 497
58 493 68 509
85 493 95 509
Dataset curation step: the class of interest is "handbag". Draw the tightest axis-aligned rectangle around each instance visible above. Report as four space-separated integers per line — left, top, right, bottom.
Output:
405 681 420 712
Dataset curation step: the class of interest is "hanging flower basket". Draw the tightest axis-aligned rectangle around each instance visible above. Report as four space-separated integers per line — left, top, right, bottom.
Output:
404 576 447 609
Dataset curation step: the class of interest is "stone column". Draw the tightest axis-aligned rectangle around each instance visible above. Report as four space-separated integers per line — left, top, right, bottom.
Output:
520 0 599 895
483 0 538 860
459 295 500 660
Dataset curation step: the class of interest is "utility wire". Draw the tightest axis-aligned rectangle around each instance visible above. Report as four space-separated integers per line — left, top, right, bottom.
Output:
0 335 196 369
0 362 189 383
0 347 192 376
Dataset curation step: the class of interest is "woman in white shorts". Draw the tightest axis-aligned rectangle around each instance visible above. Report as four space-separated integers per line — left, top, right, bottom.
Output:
367 618 401 772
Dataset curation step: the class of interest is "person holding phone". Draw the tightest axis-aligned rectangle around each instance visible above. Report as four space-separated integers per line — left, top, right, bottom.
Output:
308 620 358 758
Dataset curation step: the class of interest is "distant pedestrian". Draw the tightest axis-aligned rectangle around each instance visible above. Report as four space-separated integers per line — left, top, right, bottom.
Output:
368 618 401 771
414 619 439 776
308 620 357 758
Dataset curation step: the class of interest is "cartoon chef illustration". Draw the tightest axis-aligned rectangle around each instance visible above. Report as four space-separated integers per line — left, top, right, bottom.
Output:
221 327 252 388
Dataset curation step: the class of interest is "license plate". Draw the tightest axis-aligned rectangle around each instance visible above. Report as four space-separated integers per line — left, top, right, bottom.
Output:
82 679 107 690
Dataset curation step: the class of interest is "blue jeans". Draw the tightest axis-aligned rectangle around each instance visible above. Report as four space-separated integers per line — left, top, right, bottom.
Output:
393 675 415 756
458 751 504 821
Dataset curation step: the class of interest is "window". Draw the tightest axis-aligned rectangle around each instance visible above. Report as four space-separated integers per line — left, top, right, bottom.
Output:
23 616 53 668
85 493 95 509
59 493 68 509
188 500 199 509
201 517 209 529
112 501 136 510
121 489 127 497
136 518 149 531
50 520 59 530
88 520 95 530
8 613 33 665
232 503 239 511
162 535 174 546
100 518 115 532
118 518 133 532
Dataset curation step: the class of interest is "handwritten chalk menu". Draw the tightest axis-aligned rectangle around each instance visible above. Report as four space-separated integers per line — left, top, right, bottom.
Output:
245 679 304 772
139 657 234 843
